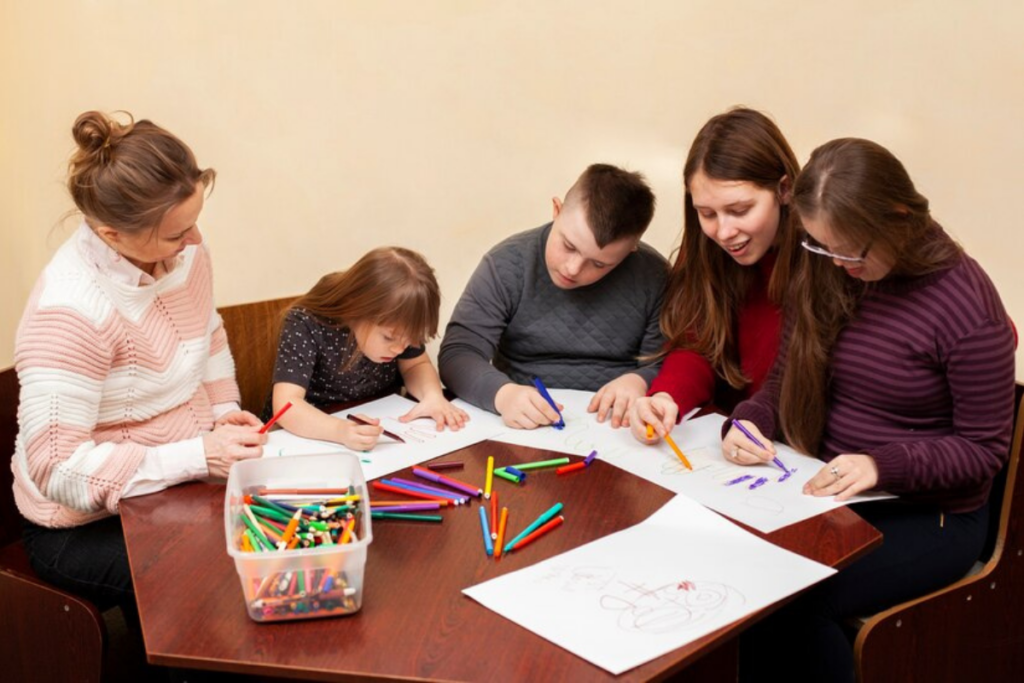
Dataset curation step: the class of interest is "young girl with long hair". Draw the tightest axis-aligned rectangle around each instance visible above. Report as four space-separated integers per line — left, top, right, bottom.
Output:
723 138 1016 682
268 247 467 451
630 107 801 442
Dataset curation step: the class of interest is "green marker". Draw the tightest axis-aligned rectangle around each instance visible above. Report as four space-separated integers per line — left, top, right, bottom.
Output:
493 469 522 484
371 511 443 523
513 457 571 471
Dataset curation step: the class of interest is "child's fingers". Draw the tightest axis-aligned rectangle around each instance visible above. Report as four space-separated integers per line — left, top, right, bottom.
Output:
586 389 605 414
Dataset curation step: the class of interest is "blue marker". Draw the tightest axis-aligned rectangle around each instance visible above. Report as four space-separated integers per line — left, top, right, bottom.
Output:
478 506 494 557
583 450 598 467
531 376 566 429
505 466 527 480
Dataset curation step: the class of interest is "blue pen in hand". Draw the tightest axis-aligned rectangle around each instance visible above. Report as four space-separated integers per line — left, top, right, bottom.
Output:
531 376 565 429
731 418 790 475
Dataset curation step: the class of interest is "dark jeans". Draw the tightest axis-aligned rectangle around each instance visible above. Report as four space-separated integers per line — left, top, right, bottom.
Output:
21 515 135 613
739 499 990 683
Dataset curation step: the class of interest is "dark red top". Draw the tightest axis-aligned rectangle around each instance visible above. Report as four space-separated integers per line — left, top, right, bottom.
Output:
649 252 781 416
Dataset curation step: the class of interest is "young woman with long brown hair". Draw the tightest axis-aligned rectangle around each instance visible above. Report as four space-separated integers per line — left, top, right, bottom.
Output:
630 107 801 443
723 138 1016 682
268 247 467 451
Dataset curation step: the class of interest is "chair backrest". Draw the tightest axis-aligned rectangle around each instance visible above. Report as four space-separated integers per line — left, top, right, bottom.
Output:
1 367 22 549
218 296 297 415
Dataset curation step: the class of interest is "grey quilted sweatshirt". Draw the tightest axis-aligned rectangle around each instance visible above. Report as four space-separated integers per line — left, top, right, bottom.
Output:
438 223 667 413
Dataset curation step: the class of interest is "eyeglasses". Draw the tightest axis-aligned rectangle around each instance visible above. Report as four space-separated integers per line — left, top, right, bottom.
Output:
800 237 870 263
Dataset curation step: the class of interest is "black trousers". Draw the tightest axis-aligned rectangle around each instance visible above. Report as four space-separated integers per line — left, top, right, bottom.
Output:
739 499 989 683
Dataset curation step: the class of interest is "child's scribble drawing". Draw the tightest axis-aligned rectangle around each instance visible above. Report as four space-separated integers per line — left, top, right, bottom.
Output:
600 578 744 634
534 565 744 635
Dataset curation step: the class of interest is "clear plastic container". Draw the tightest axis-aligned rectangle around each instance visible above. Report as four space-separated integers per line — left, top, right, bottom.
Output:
224 453 372 622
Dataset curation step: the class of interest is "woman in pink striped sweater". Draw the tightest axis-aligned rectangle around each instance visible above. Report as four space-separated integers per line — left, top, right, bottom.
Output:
13 111 266 612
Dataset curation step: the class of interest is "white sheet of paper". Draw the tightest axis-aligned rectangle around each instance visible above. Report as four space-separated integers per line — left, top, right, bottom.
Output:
462 389 891 532
463 495 836 675
263 394 497 481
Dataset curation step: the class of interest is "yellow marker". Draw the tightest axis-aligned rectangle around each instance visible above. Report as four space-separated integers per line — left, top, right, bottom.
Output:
484 456 495 499
664 433 693 471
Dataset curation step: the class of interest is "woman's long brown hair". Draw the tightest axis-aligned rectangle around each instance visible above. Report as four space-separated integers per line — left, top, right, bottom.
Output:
780 138 963 454
660 107 801 389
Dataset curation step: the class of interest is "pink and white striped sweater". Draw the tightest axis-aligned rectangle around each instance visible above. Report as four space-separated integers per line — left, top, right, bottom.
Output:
12 226 240 528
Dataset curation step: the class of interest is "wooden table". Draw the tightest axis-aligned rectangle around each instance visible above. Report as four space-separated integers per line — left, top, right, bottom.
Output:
121 440 880 681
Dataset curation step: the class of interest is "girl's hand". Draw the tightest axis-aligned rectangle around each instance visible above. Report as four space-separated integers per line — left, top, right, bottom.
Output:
339 414 383 451
400 395 470 431
804 454 879 501
721 420 776 465
215 410 263 429
629 393 678 445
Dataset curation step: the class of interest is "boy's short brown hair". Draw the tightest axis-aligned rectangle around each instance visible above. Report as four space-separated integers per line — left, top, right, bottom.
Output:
565 163 656 247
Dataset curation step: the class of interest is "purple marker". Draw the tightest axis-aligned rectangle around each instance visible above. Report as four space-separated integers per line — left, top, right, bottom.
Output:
412 466 482 497
725 474 754 486
583 450 598 467
731 419 790 474
380 478 467 505
370 503 443 513
748 476 769 490
389 477 470 503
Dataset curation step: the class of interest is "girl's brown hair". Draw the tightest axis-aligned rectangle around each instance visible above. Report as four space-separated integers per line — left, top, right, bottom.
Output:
68 110 215 233
779 138 963 454
659 107 800 390
291 247 441 365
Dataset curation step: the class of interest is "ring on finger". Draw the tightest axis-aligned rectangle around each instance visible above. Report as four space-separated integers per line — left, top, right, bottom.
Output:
731 448 740 460
830 465 841 483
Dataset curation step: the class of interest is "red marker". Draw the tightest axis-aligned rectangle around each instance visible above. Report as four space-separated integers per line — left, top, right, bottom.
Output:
510 515 565 552
555 462 587 475
259 401 293 434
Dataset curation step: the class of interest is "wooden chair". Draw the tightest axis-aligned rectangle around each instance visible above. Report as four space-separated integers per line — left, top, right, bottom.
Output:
0 366 106 683
218 296 296 415
854 382 1024 682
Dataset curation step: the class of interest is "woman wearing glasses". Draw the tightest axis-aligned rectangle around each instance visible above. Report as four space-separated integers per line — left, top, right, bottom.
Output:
629 107 801 443
724 138 1016 682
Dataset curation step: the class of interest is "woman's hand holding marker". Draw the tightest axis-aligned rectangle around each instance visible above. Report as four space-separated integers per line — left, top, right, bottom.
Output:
721 419 776 466
629 392 679 444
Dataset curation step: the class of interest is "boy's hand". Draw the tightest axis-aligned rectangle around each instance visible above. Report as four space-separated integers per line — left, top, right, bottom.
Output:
400 394 469 431
495 384 563 430
588 373 646 428
629 393 678 444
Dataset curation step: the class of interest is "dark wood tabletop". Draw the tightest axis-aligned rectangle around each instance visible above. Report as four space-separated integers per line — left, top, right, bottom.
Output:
120 439 881 682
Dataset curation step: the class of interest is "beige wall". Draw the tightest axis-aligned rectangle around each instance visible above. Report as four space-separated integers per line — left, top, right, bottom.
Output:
2 1 1022 379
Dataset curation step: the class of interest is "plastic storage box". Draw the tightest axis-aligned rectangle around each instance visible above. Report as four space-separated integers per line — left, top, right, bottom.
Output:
224 452 372 622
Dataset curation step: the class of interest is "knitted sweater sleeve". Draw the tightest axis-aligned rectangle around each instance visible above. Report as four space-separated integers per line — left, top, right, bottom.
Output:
438 252 519 412
869 319 1016 495
14 290 148 518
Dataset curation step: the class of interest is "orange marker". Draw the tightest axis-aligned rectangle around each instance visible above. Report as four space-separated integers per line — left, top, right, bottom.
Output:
277 509 302 549
495 507 509 559
340 516 356 544
664 433 693 471
646 423 655 440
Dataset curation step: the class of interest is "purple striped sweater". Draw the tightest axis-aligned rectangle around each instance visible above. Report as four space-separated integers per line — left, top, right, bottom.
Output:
732 251 1016 513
